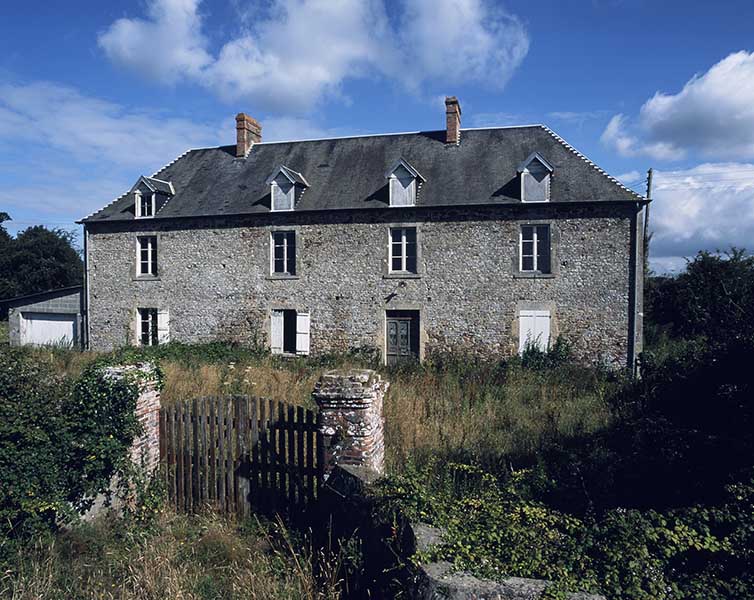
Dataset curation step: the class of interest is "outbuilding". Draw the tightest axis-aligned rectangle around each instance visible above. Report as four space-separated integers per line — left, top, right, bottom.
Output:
2 286 83 348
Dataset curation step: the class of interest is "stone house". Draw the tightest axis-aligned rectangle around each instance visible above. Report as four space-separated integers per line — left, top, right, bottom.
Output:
80 97 648 369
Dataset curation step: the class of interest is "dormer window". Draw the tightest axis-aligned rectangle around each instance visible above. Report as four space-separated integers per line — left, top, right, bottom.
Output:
130 176 174 219
135 190 155 218
386 159 424 207
518 152 553 203
266 166 309 212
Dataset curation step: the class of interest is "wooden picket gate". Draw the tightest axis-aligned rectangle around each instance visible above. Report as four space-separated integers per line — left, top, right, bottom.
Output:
159 396 324 516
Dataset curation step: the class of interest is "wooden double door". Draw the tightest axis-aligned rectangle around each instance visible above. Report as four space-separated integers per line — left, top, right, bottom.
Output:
386 311 419 366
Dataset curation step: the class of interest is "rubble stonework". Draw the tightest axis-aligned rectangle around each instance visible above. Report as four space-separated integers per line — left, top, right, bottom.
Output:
104 363 161 473
313 369 388 476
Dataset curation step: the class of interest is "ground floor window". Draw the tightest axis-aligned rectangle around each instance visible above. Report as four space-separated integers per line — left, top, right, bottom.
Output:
385 310 420 365
137 308 169 346
270 309 310 355
518 309 551 353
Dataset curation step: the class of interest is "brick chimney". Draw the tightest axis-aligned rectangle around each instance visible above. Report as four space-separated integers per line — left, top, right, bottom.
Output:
445 96 461 145
236 113 262 157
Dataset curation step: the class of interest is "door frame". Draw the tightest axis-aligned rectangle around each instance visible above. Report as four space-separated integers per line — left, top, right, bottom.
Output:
382 307 424 366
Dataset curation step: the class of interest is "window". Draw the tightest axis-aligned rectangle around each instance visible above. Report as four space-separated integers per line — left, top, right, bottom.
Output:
270 309 310 355
135 191 155 218
389 227 417 273
271 175 295 211
137 236 158 276
271 231 296 275
520 225 551 273
137 308 169 346
518 152 553 203
519 310 551 353
389 164 416 206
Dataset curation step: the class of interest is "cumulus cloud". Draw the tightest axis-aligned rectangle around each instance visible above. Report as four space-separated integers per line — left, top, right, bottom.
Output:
602 52 754 161
98 0 529 113
0 81 227 225
648 163 754 270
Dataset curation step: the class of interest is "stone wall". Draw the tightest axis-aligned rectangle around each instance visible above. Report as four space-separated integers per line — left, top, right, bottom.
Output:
86 203 642 367
313 369 387 476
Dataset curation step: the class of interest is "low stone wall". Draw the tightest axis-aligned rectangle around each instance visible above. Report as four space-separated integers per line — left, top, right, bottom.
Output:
312 368 388 476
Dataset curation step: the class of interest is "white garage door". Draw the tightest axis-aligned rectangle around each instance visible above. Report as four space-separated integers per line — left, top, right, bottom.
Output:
20 312 77 347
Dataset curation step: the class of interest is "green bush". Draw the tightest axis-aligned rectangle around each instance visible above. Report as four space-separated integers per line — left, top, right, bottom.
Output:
0 349 146 542
377 462 754 599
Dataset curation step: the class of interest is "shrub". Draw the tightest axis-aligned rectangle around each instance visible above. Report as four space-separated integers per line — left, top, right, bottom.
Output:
0 349 146 542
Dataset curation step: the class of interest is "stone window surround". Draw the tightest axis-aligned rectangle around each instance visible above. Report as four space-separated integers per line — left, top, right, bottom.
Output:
512 221 559 279
377 303 426 365
511 301 559 353
132 232 163 281
266 226 301 280
383 222 423 279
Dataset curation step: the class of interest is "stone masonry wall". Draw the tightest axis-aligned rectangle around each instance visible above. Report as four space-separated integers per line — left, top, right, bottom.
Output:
86 203 641 367
313 369 387 476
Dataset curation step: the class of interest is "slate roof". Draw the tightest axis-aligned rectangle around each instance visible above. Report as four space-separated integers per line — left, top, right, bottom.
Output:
82 125 645 223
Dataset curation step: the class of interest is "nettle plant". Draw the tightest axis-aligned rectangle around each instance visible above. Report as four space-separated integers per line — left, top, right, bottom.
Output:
0 349 159 540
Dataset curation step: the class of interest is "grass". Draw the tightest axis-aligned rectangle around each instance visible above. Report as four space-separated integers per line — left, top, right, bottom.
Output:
0 510 342 600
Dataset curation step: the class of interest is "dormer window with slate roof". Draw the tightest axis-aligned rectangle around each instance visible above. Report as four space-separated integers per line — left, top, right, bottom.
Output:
132 176 174 219
386 159 424 207
518 152 553 203
266 166 309 212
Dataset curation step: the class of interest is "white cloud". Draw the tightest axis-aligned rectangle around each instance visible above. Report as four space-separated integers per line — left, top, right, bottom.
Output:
0 81 226 225
0 81 225 168
262 116 359 142
98 0 211 83
648 163 754 269
98 0 529 113
615 170 642 185
602 52 754 161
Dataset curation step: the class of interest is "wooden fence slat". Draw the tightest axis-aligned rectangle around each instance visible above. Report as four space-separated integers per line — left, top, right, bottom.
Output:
175 403 184 511
277 402 285 508
165 407 174 508
192 397 200 508
250 397 259 507
241 396 251 518
287 404 296 507
226 397 235 514
233 396 243 518
268 398 276 511
306 410 315 503
200 398 208 505
296 406 305 506
217 397 226 512
209 397 217 505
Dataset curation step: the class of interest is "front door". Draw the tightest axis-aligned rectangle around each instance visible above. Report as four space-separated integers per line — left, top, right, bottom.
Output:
386 311 419 366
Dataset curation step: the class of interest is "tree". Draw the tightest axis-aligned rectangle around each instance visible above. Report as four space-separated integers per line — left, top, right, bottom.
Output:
0 215 83 317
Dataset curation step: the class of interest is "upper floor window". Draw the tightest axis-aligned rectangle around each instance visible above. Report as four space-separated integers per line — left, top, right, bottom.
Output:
386 159 424 207
135 191 155 218
137 308 169 346
389 227 417 273
271 231 296 275
518 152 553 203
266 166 309 212
520 225 551 274
137 235 158 276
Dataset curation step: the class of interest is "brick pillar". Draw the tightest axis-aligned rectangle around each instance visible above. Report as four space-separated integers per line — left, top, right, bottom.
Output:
313 369 388 477
104 364 161 473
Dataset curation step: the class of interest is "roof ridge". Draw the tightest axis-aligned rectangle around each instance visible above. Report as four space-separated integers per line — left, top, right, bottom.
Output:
539 125 645 200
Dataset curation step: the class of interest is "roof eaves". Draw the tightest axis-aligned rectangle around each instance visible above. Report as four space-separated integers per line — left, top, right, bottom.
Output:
539 125 646 200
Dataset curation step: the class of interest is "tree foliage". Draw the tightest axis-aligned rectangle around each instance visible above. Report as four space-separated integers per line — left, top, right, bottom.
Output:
0 215 83 312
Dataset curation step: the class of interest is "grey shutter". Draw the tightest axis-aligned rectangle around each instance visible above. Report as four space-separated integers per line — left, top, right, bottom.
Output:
270 310 284 354
157 309 170 344
295 312 310 355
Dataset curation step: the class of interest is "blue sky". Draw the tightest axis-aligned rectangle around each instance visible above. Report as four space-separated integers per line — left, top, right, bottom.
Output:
2 0 754 272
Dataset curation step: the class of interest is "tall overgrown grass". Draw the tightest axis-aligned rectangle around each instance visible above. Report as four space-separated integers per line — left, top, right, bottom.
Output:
0 510 342 600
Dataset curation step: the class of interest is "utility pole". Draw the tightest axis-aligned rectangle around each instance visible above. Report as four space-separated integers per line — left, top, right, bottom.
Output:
643 168 653 270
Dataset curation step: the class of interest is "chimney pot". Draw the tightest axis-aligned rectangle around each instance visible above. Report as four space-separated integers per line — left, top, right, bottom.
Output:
445 96 461 145
236 113 262 157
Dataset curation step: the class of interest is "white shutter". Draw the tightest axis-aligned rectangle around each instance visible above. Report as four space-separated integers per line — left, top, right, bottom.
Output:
296 311 310 355
270 310 284 354
518 310 551 353
133 309 141 346
157 309 170 344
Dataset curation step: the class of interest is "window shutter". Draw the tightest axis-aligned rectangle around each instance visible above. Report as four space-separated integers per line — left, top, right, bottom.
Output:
518 311 536 353
157 309 170 344
270 310 284 354
133 309 141 346
534 311 551 351
519 310 551 353
296 312 310 356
